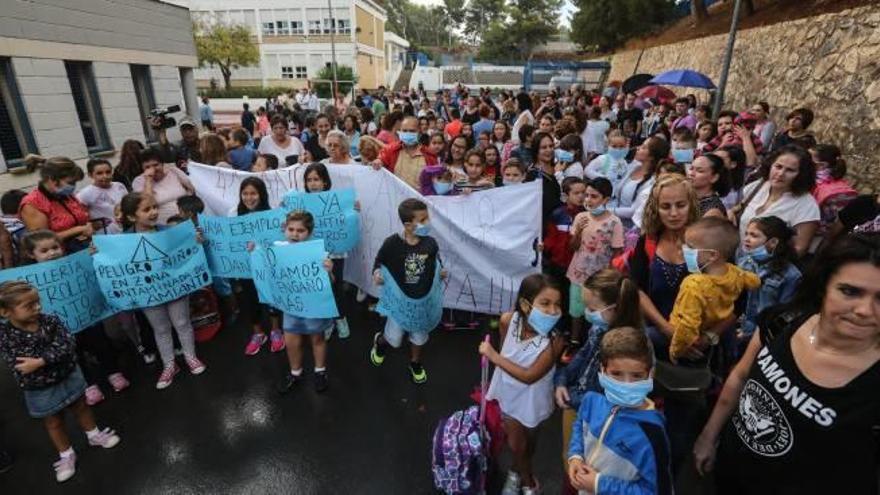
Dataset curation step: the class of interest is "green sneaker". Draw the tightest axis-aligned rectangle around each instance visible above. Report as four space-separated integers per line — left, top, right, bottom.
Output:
409 362 427 384
369 332 386 366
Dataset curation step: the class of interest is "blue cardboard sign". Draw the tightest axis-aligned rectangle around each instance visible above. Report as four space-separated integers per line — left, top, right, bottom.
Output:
198 209 287 278
282 188 360 254
0 251 116 334
375 262 442 333
92 222 213 310
250 239 339 319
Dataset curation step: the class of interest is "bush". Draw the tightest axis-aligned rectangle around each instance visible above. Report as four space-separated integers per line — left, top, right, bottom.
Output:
312 66 358 99
198 86 294 99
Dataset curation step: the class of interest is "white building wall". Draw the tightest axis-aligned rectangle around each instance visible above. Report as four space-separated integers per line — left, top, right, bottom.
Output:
92 62 146 147
11 57 87 159
151 65 184 110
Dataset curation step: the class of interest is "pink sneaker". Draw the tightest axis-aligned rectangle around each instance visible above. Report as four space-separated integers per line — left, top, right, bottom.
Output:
53 453 76 483
156 364 179 390
244 333 267 355
184 355 206 375
87 427 121 449
269 329 285 352
84 385 104 406
107 373 130 392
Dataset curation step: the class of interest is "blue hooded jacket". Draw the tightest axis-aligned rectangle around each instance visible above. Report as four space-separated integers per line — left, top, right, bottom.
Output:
568 392 673 495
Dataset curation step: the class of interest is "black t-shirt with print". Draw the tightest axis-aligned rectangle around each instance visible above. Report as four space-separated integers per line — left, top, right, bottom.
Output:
373 234 439 299
617 107 644 127
716 308 880 495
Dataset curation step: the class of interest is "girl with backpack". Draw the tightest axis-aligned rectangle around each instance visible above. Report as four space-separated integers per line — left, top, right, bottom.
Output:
479 274 565 495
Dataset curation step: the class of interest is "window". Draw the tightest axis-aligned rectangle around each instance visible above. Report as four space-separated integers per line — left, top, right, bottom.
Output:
323 18 335 34
336 19 351 34
0 58 37 168
291 21 304 34
281 66 294 79
308 20 321 35
295 67 307 79
65 61 111 153
275 20 289 35
261 22 274 36
130 64 157 142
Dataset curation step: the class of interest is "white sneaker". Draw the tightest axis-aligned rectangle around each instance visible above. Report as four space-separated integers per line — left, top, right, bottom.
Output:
336 317 350 339
53 453 76 483
502 471 521 495
356 289 367 302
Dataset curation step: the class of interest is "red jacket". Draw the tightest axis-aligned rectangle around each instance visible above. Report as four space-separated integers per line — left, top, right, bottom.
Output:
543 204 584 270
380 142 439 174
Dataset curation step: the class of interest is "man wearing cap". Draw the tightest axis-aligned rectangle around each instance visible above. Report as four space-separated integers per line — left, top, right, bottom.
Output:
151 115 201 173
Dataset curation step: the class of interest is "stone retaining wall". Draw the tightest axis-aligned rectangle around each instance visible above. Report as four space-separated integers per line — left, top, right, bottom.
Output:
608 4 880 192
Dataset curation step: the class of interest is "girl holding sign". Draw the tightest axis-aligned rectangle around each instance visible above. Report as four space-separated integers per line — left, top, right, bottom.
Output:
274 210 334 394
303 163 352 341
0 280 121 483
234 178 285 356
119 193 206 389
20 230 130 406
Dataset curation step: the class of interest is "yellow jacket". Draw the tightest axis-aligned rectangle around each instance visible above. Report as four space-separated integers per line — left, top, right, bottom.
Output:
669 263 760 360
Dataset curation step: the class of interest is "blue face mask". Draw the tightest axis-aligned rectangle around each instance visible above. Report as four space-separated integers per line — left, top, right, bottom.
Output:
744 245 771 262
414 222 431 236
502 179 521 186
672 148 695 164
682 245 710 274
555 148 574 163
590 205 607 216
526 304 560 336
433 181 453 195
398 131 419 147
607 147 628 161
56 184 76 197
599 372 653 408
584 305 613 328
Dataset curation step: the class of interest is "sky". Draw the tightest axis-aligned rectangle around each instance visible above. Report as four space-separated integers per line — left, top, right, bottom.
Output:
409 0 577 27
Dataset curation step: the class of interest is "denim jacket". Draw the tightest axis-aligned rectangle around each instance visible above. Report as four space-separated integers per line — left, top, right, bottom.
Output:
737 256 801 336
553 324 612 409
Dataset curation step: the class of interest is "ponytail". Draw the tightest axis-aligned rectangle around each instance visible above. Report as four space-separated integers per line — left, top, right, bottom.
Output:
609 278 643 330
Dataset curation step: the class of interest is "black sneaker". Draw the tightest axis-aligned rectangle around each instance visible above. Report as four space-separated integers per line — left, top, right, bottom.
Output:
276 373 300 395
409 362 427 384
369 332 386 366
314 371 329 393
0 449 13 474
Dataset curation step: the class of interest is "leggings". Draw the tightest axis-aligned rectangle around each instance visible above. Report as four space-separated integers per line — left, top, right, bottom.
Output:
331 258 345 319
237 279 271 330
75 324 121 385
142 297 196 367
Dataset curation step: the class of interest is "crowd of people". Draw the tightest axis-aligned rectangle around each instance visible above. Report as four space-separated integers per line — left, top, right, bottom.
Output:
0 81 878 494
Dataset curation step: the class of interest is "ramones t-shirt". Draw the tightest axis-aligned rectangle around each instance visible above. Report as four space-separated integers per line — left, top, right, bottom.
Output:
716 311 880 494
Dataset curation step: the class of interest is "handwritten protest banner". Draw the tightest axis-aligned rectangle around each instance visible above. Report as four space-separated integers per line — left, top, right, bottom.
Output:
250 239 339 318
198 209 287 278
375 262 443 333
189 163 541 315
282 189 360 254
92 222 213 311
0 251 115 333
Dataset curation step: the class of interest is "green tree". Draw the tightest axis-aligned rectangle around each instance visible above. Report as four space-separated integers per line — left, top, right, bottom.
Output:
477 0 561 61
464 0 506 45
571 0 673 52
312 65 358 99
193 21 260 89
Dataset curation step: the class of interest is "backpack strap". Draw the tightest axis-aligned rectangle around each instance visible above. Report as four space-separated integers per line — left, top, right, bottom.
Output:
645 235 657 265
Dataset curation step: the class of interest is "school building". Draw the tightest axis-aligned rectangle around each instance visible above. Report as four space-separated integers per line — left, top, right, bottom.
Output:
179 0 410 91
0 0 200 171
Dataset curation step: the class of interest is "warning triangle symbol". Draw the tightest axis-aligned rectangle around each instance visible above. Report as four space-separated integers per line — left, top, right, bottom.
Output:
130 236 169 264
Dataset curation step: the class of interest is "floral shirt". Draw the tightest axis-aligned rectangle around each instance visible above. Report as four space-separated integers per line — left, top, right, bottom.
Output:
0 314 77 390
566 211 624 285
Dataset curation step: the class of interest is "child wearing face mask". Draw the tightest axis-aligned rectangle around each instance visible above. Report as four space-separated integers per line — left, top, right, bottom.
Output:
554 269 642 493
736 216 801 351
554 134 586 186
501 159 527 186
585 131 631 193
670 128 696 168
479 273 565 495
567 326 673 495
566 178 624 348
20 230 130 406
370 199 446 385
669 217 760 363
543 178 587 306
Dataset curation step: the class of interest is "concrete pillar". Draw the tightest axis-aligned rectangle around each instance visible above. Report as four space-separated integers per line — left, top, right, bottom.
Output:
180 67 199 123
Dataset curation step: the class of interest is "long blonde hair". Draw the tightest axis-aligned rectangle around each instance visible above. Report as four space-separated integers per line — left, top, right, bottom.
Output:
640 174 699 237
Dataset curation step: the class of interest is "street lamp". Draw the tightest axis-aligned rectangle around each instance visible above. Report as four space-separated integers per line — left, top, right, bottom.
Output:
328 0 339 102
713 0 743 117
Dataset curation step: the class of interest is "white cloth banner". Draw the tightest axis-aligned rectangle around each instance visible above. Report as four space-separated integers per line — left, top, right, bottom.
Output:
188 163 541 315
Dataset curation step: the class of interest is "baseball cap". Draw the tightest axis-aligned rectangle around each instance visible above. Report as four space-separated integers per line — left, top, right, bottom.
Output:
179 117 197 129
